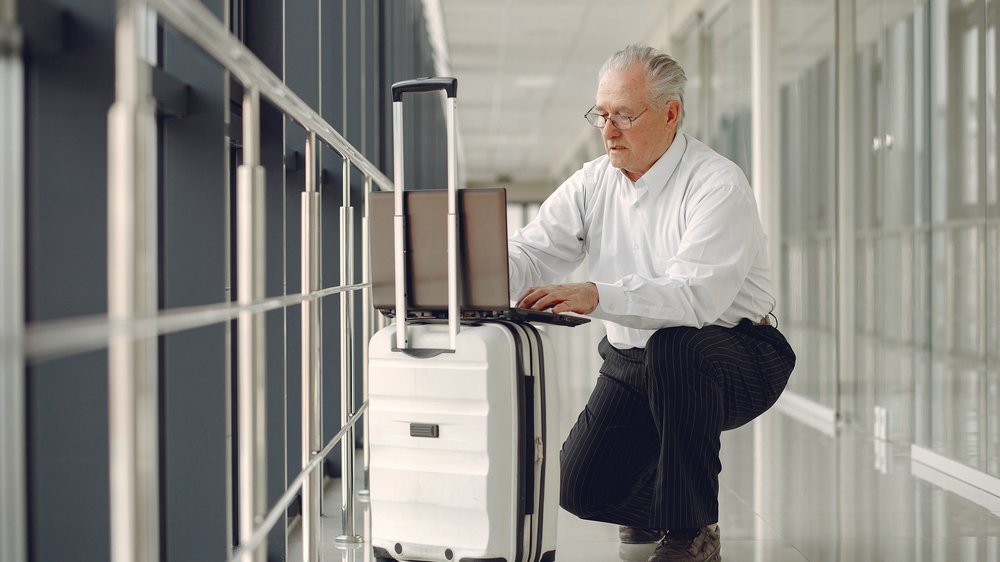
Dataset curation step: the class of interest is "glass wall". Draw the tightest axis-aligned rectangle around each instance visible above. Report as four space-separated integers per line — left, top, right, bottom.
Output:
852 0 928 443
674 4 752 166
680 1 840 412
676 19 705 142
705 2 753 175
775 0 839 411
680 0 1000 483
917 0 1000 476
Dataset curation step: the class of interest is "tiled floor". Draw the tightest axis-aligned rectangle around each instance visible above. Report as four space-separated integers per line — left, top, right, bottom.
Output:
292 349 1000 562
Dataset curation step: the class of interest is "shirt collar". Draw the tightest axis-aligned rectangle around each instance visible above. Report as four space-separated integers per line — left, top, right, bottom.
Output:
626 132 687 195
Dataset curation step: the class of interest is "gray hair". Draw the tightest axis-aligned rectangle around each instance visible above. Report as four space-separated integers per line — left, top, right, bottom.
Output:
599 44 686 127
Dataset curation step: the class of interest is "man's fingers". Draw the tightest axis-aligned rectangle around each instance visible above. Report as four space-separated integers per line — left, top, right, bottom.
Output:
517 287 536 302
517 283 597 314
519 287 561 311
516 286 541 309
532 293 565 311
551 302 572 314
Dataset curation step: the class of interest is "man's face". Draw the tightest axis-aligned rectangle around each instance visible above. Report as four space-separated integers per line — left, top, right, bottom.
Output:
594 64 680 182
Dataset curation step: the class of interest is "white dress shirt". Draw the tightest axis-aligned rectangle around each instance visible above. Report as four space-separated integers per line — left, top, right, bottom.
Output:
508 133 776 349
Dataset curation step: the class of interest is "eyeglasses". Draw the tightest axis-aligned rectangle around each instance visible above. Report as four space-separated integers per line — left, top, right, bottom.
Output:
584 106 650 130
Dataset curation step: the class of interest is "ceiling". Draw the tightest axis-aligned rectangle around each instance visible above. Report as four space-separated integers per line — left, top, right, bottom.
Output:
435 0 840 190
437 0 674 188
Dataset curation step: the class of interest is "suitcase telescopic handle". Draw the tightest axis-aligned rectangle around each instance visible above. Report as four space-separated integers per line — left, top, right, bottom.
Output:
391 77 458 102
391 77 460 354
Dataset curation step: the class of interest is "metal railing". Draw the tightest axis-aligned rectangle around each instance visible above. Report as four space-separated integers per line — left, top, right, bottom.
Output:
9 0 393 560
1 0 26 561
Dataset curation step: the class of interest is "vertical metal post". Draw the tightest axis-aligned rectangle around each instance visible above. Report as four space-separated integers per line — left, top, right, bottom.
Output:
445 96 459 350
751 0 775 537
751 0 779 312
222 1 234 555
0 3 26 561
335 157 363 545
236 87 267 562
357 175 372 501
835 0 856 423
301 131 321 561
392 101 407 349
107 1 159 561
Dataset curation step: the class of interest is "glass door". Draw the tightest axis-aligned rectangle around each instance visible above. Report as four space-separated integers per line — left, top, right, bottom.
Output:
774 0 838 411
853 0 928 443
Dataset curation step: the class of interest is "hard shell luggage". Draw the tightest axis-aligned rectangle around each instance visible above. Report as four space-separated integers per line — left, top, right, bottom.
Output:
367 77 559 562
368 321 559 562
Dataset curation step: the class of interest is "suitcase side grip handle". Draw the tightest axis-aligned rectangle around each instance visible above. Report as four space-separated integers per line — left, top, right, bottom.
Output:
392 346 454 359
391 77 458 102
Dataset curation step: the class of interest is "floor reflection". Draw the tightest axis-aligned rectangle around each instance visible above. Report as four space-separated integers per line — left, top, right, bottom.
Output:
291 338 1000 562
291 405 1000 561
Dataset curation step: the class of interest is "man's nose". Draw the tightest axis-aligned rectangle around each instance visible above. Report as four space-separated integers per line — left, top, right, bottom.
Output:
602 121 621 141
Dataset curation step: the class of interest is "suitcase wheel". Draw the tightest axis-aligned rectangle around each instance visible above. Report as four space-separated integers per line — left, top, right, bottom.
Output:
372 546 396 562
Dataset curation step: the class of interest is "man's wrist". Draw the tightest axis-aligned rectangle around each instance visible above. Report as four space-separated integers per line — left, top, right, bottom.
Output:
591 281 627 316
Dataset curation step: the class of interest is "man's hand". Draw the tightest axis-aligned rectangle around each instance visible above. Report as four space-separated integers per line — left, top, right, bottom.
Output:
516 282 599 315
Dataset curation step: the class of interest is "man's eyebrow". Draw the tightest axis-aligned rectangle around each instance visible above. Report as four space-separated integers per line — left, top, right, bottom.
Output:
593 103 638 115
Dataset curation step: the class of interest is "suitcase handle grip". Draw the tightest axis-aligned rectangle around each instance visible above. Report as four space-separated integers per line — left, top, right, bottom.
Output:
391 77 458 102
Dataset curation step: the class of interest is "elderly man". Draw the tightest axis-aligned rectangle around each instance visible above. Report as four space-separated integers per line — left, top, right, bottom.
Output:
508 44 796 562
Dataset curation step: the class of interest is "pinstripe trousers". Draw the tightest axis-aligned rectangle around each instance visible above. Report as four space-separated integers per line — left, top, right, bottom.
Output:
559 319 796 530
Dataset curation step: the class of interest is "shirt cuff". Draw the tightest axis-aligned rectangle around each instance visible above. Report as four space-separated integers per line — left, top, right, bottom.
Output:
593 281 628 316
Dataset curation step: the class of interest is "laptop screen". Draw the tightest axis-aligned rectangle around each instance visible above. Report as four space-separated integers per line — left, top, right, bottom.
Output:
369 187 511 314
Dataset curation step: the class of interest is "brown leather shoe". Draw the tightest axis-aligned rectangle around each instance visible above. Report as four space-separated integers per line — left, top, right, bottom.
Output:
647 525 721 561
619 526 665 544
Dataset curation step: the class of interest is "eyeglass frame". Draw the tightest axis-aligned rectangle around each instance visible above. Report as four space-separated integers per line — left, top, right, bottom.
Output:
583 105 651 130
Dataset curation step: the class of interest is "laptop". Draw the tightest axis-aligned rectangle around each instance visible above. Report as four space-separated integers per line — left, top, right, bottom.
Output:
369 187 590 327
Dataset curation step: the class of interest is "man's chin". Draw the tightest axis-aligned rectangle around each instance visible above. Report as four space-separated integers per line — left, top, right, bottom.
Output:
607 153 628 168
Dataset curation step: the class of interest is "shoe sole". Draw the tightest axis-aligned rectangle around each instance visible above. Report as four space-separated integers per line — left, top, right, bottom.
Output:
620 532 664 544
618 542 657 561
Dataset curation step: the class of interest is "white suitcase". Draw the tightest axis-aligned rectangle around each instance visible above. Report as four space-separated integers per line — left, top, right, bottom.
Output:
368 320 559 562
368 77 558 562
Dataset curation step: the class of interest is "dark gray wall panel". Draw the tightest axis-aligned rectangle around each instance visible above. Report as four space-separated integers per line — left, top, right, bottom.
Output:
321 0 345 133
283 0 318 503
320 142 344 477
383 0 446 189
285 0 319 110
245 1 288 558
160 327 227 562
160 0 228 558
346 0 363 149
23 0 113 321
318 0 345 479
282 166 302 498
27 353 109 562
262 131 286 561
365 0 382 163
22 0 115 561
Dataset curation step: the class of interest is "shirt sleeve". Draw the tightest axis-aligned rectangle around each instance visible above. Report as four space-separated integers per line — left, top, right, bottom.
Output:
590 182 762 329
507 169 589 301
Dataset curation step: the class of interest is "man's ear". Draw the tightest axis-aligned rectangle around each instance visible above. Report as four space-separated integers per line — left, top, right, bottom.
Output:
666 100 682 127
